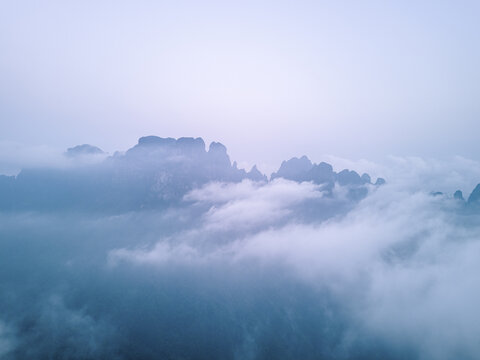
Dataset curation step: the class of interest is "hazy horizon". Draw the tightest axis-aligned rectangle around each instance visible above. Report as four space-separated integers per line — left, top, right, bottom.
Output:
2 0 480 170
2 2 480 359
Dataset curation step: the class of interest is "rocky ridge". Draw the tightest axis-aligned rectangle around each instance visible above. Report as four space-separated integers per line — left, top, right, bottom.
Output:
0 136 383 212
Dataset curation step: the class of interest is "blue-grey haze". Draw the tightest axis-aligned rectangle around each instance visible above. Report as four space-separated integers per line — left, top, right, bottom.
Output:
1 1 480 168
2 1 480 359
0 136 480 359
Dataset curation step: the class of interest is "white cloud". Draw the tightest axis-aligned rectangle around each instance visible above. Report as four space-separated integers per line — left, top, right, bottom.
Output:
109 162 480 358
185 179 325 231
0 140 107 175
4 154 480 358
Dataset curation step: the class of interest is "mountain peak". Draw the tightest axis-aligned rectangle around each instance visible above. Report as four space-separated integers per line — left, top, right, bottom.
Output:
208 142 227 154
454 190 465 201
65 144 104 157
271 156 313 181
137 136 176 147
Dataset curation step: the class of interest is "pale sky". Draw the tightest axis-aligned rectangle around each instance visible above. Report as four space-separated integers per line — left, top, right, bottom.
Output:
1 0 480 172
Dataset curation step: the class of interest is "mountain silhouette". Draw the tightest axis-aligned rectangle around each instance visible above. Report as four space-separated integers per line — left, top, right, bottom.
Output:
0 136 382 212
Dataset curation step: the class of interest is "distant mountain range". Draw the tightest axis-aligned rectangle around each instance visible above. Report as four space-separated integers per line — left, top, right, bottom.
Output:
0 136 386 212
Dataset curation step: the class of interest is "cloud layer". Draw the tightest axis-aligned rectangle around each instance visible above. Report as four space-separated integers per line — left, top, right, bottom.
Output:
1 154 480 359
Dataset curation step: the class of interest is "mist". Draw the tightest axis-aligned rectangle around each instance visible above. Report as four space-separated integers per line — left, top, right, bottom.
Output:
2 1 480 358
0 136 480 359
2 1 480 166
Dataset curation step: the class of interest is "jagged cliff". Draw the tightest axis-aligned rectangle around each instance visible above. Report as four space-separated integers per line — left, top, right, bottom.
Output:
0 136 381 212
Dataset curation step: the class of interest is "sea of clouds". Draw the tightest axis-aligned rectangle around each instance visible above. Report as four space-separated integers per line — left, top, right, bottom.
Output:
1 154 480 359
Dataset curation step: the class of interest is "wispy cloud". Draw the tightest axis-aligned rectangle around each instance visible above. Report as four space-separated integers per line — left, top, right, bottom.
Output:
1 156 480 358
